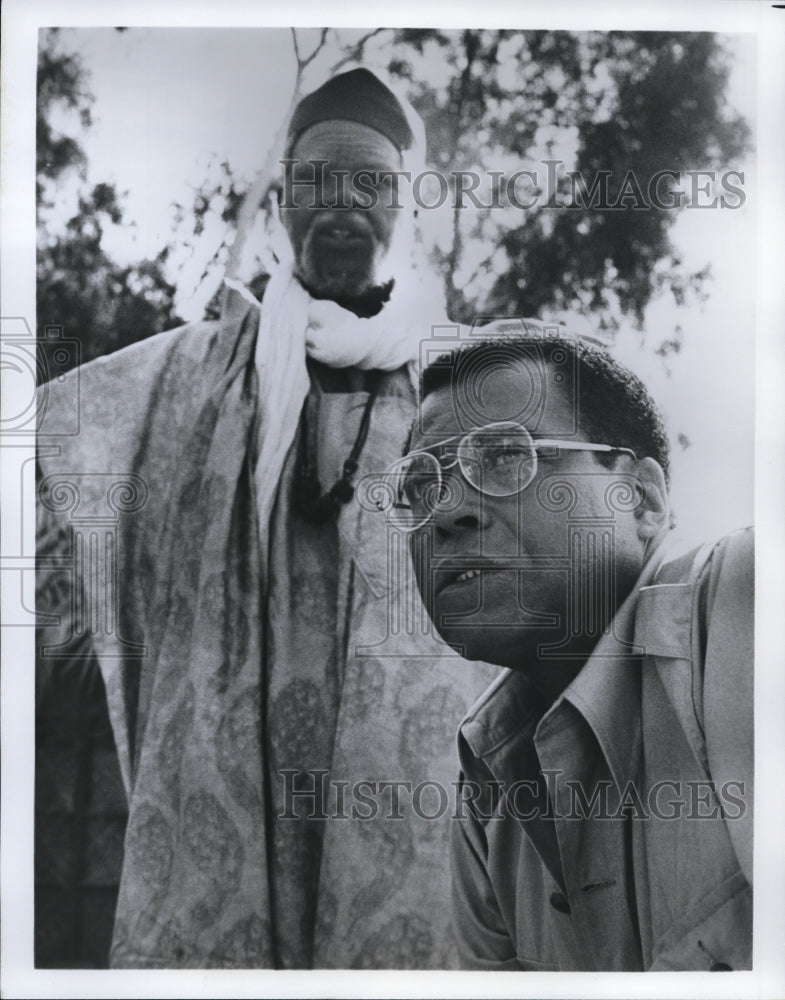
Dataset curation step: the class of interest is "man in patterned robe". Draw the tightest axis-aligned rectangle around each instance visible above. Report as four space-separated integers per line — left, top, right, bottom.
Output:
36 68 495 968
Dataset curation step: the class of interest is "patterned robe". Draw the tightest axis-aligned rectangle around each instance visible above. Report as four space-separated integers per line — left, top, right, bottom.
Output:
36 302 497 968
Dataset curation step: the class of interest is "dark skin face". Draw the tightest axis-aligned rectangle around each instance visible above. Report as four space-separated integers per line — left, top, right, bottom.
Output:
407 367 669 703
280 122 405 300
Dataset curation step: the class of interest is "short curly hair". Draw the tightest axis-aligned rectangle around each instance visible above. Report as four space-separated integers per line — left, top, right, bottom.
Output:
419 334 671 486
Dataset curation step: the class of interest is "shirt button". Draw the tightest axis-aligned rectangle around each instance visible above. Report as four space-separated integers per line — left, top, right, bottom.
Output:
710 962 733 971
549 891 571 914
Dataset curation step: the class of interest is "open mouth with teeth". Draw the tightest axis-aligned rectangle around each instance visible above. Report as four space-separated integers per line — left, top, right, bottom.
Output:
433 562 525 596
437 568 492 594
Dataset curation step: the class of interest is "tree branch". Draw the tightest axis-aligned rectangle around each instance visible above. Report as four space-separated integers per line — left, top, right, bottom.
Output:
329 28 387 74
446 31 480 311
299 27 329 71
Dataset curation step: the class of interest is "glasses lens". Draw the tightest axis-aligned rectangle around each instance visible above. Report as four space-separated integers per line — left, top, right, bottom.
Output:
459 422 537 496
379 452 442 531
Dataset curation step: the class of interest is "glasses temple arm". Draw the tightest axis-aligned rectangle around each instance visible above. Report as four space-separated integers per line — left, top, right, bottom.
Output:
532 439 638 459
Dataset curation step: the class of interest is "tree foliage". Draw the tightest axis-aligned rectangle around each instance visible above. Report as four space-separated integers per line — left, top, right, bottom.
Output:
36 29 183 377
388 29 750 329
36 27 750 369
36 38 92 204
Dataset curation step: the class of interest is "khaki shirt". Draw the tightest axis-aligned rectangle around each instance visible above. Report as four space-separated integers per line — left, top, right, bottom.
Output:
452 529 753 971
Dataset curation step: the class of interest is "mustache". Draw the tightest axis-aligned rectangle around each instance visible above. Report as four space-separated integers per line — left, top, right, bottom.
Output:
308 210 375 245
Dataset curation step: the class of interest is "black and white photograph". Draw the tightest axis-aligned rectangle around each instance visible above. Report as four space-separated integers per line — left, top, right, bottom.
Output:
1 2 784 998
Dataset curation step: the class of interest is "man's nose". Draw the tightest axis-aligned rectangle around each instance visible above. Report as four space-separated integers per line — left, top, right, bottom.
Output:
430 471 487 539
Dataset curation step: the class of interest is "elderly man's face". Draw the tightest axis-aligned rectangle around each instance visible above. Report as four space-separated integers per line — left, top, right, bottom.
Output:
407 363 649 674
281 122 405 299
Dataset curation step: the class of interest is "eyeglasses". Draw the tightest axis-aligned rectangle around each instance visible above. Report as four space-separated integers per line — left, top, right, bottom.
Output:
379 420 637 532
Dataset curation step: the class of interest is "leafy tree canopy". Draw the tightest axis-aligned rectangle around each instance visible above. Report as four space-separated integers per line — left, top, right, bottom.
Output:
390 29 749 328
36 27 750 369
37 28 183 376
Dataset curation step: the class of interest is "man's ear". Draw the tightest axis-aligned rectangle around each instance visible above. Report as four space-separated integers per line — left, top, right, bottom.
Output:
633 457 670 540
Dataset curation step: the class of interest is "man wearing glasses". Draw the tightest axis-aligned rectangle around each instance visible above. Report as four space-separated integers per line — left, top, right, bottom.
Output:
379 325 753 971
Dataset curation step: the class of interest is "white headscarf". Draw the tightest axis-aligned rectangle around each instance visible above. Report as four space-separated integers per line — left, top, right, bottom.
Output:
224 70 445 559
225 203 447 565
